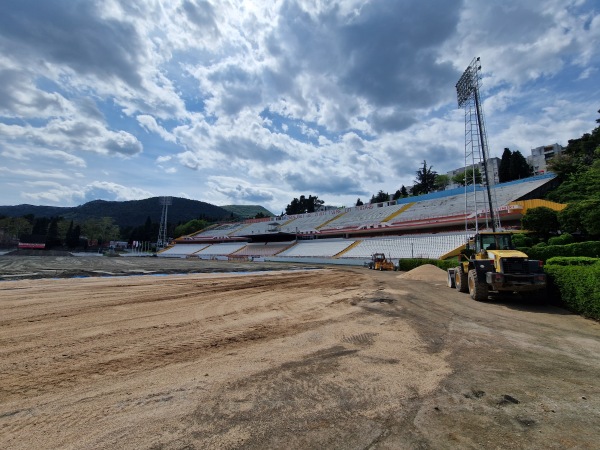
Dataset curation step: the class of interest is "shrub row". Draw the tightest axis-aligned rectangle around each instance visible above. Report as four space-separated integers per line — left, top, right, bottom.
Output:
547 233 574 246
517 240 600 261
546 257 599 266
398 258 457 272
544 263 600 320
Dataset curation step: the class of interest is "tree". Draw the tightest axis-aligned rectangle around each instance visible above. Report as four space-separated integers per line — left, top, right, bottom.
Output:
65 220 74 247
499 148 512 183
45 217 61 249
412 160 437 195
355 198 364 206
143 216 154 241
370 190 389 204
452 167 482 186
32 217 50 236
400 185 408 197
65 221 82 248
547 160 600 203
173 219 209 238
547 153 579 179
521 207 559 241
73 225 82 248
509 150 532 180
128 216 158 243
558 199 600 237
549 109 600 179
512 233 533 248
285 195 324 215
0 217 32 239
82 217 120 245
434 174 450 191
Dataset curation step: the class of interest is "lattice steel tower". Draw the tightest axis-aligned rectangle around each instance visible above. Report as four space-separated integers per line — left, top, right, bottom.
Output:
456 57 501 233
156 196 172 249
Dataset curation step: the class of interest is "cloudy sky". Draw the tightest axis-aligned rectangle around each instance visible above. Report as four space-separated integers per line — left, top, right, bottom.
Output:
1 0 598 213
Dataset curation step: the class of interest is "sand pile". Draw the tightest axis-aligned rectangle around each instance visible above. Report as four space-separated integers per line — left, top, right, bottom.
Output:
398 264 448 282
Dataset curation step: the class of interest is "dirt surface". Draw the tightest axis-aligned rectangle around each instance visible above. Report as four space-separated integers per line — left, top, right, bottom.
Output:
1 257 599 449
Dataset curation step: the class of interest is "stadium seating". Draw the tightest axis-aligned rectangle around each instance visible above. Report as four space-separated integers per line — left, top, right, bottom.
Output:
228 220 285 236
232 242 295 257
277 239 355 257
320 202 407 230
194 242 248 256
158 244 210 257
339 232 467 260
188 223 246 238
279 210 345 233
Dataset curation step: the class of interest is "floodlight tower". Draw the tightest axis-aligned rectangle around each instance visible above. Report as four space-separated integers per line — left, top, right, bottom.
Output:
156 196 172 250
456 57 500 233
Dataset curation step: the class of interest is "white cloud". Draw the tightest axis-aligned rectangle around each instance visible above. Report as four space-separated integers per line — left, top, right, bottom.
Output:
81 181 154 202
0 0 598 211
17 179 154 205
0 166 74 180
137 114 176 142
0 119 143 157
21 181 80 203
207 176 278 204
1 145 86 167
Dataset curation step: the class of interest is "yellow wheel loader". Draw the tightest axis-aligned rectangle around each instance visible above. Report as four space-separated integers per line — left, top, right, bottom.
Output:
367 253 396 271
447 232 546 301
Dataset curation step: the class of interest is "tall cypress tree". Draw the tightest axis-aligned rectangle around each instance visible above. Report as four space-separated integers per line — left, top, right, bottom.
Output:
509 150 532 180
499 148 512 183
65 220 74 248
46 217 60 249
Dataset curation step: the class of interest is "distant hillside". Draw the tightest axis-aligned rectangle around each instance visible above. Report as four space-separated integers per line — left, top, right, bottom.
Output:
220 205 274 219
0 197 233 228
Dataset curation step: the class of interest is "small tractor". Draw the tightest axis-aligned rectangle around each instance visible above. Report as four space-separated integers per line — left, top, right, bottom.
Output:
367 253 396 271
447 232 546 301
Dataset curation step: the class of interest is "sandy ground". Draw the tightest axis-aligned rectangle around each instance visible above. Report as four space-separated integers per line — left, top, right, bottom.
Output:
1 257 599 449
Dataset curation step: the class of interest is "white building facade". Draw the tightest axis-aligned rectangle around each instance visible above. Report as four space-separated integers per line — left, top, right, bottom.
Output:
527 143 564 175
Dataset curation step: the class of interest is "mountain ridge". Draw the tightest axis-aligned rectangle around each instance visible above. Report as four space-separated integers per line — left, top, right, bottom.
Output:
0 197 245 228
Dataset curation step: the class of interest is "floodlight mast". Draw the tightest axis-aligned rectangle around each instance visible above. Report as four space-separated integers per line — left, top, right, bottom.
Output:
455 57 499 233
157 196 172 250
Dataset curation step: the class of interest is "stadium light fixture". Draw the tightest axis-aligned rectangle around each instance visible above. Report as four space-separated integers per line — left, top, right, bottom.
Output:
456 57 500 232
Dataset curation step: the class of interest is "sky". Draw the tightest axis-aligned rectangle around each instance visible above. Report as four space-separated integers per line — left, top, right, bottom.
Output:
0 0 599 214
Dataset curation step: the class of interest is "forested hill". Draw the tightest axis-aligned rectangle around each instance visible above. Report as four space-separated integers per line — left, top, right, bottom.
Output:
0 197 233 228
220 205 274 219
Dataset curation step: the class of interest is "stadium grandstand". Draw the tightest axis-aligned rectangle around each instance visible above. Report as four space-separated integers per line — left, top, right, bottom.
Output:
159 173 562 264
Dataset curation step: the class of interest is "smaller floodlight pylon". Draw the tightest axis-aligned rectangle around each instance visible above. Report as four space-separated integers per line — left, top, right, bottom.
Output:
156 196 172 250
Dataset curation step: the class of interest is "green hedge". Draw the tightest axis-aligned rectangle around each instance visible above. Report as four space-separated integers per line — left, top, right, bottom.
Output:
544 263 600 320
398 258 457 272
517 241 600 261
548 233 574 246
546 257 599 266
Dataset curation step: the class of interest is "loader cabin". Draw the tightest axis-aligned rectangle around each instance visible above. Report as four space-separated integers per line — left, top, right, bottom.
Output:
472 233 515 253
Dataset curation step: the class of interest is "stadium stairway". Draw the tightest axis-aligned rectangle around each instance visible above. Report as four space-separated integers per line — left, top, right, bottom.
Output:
382 202 415 222
333 240 361 258
316 212 348 230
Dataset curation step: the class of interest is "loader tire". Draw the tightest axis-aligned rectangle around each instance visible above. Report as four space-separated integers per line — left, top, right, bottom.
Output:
447 270 456 288
468 269 489 301
455 267 468 293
